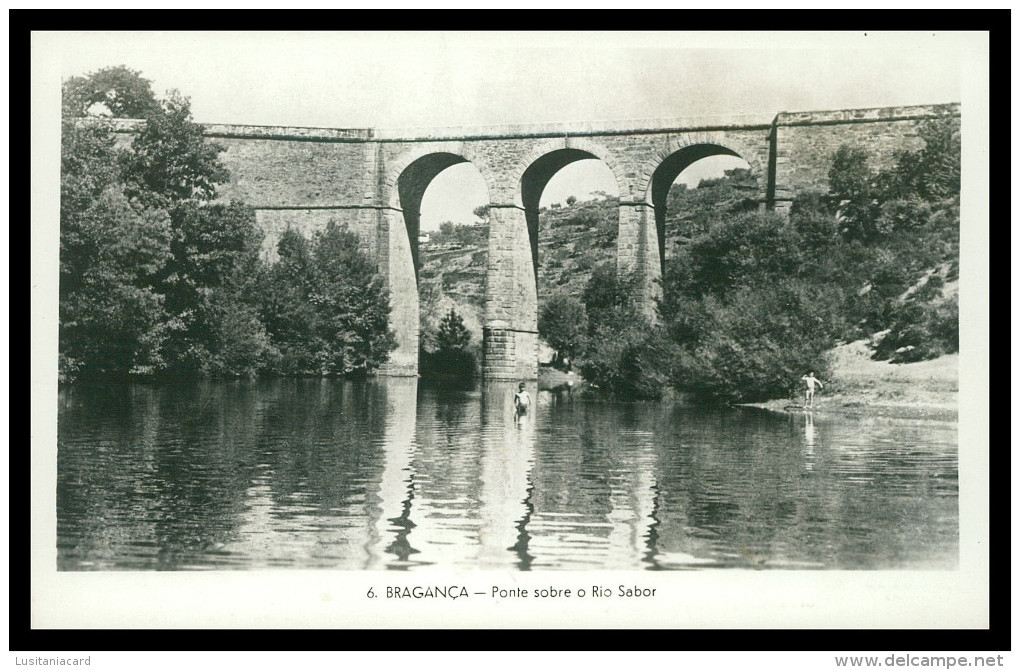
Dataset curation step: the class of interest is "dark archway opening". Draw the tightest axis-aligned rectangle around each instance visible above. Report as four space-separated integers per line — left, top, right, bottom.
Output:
520 150 620 371
652 144 758 275
398 153 469 278
398 154 489 378
520 148 599 282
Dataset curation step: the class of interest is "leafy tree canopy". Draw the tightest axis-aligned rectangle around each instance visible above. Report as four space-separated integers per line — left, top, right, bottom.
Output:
538 293 587 363
121 91 229 208
62 65 161 119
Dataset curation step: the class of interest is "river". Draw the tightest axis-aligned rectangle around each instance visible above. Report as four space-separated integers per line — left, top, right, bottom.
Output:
56 377 958 571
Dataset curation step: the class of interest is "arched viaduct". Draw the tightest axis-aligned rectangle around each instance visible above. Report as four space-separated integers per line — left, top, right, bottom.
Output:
110 103 959 379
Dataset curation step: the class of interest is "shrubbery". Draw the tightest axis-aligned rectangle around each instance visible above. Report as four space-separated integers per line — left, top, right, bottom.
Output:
260 223 396 376
430 220 489 248
662 280 846 402
538 294 586 368
419 308 475 377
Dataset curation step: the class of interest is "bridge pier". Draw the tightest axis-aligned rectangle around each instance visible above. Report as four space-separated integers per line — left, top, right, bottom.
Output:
618 201 661 321
377 206 420 377
481 204 538 380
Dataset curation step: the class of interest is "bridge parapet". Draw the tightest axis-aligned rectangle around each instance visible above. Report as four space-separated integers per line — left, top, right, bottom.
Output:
775 102 960 127
95 102 960 143
101 117 374 142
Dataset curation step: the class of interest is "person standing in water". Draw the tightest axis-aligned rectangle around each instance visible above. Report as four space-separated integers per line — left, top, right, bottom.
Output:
801 371 824 409
514 382 531 419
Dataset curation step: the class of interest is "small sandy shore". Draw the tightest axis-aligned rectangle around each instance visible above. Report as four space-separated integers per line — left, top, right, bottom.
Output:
740 341 958 421
537 365 585 391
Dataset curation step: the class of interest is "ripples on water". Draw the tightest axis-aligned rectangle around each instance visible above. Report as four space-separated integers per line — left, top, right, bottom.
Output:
56 378 958 571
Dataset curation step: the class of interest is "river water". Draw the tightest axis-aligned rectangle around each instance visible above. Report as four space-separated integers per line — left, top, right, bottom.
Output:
56 378 958 571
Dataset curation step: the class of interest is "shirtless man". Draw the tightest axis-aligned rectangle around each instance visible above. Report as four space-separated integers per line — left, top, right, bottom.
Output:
514 382 531 419
801 371 824 409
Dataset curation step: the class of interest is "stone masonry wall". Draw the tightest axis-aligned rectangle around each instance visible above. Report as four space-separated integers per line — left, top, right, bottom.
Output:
771 103 960 209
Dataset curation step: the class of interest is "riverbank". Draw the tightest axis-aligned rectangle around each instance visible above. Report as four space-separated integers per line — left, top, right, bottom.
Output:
538 365 585 392
741 340 958 421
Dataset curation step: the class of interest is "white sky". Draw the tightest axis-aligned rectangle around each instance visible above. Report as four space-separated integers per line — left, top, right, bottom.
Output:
37 30 968 230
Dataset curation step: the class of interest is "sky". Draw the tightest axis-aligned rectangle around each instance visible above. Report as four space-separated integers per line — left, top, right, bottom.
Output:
36 30 971 230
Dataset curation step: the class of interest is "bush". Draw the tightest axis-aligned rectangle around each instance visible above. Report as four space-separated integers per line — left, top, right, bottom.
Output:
421 308 475 377
682 211 801 296
663 281 842 402
875 198 931 235
573 264 661 398
790 190 840 253
539 294 587 365
579 323 668 400
872 293 958 363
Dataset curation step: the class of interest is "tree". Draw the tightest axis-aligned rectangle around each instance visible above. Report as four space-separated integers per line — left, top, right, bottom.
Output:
576 264 656 397
261 222 396 376
829 145 882 242
565 195 577 206
60 71 272 380
915 117 961 200
157 202 272 377
436 308 471 352
59 120 174 380
121 91 229 208
538 294 587 367
62 65 161 119
259 230 319 373
424 308 475 377
875 117 961 202
59 68 399 381
308 222 397 375
583 263 641 330
118 91 264 378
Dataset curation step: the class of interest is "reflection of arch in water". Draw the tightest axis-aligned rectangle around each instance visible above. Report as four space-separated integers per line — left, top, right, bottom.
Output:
366 377 419 568
396 384 484 568
478 380 535 569
518 405 660 569
603 430 660 569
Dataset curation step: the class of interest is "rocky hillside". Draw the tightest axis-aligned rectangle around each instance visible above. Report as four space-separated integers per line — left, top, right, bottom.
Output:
417 196 620 346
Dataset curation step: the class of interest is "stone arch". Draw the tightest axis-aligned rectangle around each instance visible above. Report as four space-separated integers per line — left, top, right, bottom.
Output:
378 144 492 376
510 139 625 274
506 137 626 207
383 141 494 207
637 133 767 206
638 134 766 279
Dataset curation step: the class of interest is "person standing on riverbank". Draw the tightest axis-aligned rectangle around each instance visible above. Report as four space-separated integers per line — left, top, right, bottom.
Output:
801 371 824 409
514 382 531 419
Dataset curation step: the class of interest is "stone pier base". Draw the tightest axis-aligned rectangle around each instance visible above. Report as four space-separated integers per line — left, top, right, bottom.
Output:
482 327 538 380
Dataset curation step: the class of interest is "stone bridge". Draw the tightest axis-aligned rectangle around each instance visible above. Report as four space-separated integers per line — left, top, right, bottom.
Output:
110 102 960 379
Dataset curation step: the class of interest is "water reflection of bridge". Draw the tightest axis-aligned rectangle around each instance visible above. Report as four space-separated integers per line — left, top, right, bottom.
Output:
367 380 660 570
